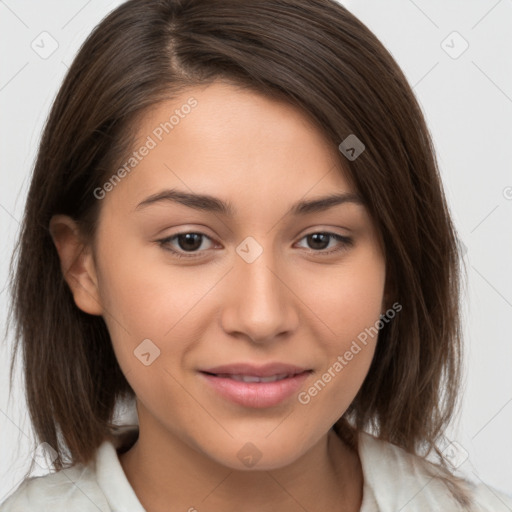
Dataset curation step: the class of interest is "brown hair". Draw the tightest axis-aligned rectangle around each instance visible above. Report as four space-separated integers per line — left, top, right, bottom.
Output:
6 0 470 506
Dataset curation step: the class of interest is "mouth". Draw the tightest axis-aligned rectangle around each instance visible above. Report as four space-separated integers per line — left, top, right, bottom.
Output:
203 372 302 383
198 363 313 408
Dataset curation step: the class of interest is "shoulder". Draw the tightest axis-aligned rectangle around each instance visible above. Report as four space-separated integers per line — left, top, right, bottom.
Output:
357 430 512 512
0 459 110 512
0 427 142 512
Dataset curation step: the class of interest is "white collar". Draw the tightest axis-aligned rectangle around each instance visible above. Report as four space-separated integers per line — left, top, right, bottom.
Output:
357 430 472 511
95 430 146 511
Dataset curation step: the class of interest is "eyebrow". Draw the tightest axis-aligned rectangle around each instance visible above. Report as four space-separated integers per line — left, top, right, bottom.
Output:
135 188 364 216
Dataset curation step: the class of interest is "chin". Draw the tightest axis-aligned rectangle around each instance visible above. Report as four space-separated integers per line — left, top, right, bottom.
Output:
195 431 312 472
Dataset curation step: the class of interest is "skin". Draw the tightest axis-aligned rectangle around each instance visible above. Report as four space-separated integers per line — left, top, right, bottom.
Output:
50 80 387 512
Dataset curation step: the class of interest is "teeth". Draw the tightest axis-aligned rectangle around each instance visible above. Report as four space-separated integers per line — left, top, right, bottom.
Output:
218 373 291 383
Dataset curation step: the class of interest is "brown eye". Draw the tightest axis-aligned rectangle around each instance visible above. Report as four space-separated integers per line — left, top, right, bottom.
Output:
157 232 215 258
306 233 331 250
174 233 204 251
296 232 353 255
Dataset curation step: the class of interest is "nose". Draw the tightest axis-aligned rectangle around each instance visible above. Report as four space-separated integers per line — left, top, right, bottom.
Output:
220 244 299 345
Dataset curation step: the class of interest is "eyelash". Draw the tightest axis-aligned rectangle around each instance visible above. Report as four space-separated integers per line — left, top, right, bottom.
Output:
156 231 353 259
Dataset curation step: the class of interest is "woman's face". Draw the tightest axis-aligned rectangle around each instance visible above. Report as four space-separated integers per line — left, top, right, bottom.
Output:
86 80 386 469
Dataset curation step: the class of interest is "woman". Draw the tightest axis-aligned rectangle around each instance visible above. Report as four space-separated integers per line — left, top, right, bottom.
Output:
2 0 511 510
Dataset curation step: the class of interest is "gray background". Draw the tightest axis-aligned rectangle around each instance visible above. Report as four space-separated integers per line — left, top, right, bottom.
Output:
1 0 511 502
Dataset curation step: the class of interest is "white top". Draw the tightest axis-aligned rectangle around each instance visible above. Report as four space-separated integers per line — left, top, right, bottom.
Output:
1 428 511 511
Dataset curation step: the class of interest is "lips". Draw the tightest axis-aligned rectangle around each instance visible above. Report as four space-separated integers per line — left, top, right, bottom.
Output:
214 373 293 383
201 362 309 378
199 363 312 408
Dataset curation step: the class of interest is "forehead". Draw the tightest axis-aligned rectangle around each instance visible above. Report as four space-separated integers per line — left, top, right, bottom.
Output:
103 80 356 212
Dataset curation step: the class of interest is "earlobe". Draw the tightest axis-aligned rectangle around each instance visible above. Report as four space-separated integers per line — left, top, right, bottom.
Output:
49 214 103 316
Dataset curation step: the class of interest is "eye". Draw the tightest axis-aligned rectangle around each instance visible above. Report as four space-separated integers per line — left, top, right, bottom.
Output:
157 232 216 259
295 232 353 255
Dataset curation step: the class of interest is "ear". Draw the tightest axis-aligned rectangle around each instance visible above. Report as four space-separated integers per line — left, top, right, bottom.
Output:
49 214 103 316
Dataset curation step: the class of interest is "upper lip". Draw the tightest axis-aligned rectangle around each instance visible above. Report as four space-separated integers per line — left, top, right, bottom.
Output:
200 363 311 377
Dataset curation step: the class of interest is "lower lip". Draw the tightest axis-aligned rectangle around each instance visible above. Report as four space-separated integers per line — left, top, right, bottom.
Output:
199 371 311 408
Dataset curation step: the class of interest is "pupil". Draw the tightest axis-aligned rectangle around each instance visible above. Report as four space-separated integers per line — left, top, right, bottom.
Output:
309 233 329 250
178 233 202 251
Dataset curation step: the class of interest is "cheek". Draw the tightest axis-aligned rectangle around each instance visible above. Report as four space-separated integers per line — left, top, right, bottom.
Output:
95 219 191 324
299 250 386 347
296 289 382 430
94 233 226 377
294 251 385 410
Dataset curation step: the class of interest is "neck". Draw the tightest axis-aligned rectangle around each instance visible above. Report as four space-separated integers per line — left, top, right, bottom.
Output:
118 419 363 512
